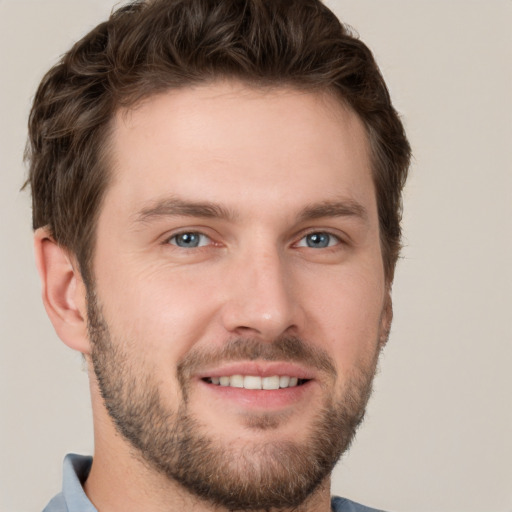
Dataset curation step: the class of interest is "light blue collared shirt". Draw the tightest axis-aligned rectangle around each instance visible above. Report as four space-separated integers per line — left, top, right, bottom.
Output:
42 453 385 512
43 454 96 512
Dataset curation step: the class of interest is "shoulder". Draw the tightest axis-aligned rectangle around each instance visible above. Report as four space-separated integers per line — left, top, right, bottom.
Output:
331 496 388 512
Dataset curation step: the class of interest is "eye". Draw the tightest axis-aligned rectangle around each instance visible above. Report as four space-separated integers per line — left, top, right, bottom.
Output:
296 232 340 249
168 232 211 248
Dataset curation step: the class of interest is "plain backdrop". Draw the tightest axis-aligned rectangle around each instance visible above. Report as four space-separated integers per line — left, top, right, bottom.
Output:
1 1 511 511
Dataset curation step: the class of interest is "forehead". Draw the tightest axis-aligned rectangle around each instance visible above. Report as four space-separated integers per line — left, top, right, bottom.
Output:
105 81 375 220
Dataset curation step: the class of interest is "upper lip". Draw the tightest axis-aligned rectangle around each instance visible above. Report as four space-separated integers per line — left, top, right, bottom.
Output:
195 361 316 380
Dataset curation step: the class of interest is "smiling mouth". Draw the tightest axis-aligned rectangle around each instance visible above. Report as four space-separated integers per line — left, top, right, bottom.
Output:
203 375 309 390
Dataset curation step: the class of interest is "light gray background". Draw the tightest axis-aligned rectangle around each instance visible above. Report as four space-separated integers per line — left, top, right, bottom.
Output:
1 1 511 511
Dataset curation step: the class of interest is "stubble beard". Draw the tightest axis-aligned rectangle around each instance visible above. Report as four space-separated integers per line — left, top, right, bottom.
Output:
87 294 380 511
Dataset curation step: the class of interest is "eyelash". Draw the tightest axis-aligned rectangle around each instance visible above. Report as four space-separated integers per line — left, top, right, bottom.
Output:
165 230 344 250
166 231 213 248
295 231 342 249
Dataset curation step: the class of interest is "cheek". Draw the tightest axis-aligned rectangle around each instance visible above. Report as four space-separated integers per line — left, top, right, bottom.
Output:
301 266 385 375
94 259 224 361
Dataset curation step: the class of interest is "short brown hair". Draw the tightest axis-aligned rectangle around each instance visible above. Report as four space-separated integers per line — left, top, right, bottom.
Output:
26 0 411 284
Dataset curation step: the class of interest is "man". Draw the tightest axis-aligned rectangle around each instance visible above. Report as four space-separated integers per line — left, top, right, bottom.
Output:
26 0 410 511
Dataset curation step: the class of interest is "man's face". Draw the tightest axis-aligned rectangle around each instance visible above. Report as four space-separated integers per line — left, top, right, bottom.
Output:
88 81 391 509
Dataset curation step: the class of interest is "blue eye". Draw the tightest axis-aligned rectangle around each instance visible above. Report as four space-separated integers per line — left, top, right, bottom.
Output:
169 232 209 248
298 232 339 248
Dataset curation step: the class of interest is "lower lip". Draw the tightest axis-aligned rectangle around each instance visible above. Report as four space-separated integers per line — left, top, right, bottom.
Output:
198 379 315 410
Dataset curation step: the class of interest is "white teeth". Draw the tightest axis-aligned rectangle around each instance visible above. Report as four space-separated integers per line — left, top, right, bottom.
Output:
244 375 262 389
230 375 244 388
279 376 290 388
208 375 303 389
262 376 280 390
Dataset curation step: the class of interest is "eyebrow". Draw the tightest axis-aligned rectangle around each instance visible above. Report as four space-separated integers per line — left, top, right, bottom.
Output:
134 197 237 224
297 200 368 223
133 197 367 225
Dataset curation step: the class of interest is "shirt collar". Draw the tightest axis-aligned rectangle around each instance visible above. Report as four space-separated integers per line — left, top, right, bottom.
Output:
62 453 97 512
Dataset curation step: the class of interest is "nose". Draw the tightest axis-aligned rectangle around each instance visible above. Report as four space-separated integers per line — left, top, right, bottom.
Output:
220 246 303 340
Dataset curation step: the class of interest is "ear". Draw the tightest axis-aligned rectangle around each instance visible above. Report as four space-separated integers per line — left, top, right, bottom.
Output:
379 289 393 348
34 227 91 355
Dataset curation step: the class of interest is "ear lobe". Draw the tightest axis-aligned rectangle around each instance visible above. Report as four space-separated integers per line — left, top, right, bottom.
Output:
379 291 393 348
34 228 91 354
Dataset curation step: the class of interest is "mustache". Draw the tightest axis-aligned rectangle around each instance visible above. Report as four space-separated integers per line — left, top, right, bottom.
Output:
177 336 338 382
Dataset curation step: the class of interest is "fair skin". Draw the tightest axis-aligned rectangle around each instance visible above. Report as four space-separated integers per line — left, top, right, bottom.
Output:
35 81 391 512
